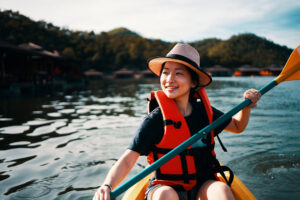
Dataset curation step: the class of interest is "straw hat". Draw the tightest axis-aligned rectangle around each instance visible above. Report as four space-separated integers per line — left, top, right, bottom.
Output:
148 43 212 87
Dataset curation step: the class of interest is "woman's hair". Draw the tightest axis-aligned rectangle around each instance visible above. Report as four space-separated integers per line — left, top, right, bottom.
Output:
186 67 199 103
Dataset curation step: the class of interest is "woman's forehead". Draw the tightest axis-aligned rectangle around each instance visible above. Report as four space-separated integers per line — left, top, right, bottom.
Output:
164 61 187 70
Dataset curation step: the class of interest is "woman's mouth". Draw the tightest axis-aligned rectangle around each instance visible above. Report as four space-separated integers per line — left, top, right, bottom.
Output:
165 86 178 92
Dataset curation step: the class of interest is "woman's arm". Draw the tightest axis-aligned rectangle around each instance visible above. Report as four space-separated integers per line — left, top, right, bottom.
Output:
93 149 140 200
225 89 261 134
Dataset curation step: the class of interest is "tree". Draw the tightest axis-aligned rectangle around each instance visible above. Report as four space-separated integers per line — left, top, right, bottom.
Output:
62 47 76 58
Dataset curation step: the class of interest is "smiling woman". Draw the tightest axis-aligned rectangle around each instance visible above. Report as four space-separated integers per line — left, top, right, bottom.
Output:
93 43 261 200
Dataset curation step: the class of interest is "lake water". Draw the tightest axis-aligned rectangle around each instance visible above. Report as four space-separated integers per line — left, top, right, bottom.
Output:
0 77 299 200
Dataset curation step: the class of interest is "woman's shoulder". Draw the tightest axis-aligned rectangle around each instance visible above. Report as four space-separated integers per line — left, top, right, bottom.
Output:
147 106 162 120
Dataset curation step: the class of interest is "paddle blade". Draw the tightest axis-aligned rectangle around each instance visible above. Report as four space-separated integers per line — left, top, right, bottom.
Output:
275 45 300 84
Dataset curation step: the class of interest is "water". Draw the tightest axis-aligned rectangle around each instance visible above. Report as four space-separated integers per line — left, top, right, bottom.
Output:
0 77 299 200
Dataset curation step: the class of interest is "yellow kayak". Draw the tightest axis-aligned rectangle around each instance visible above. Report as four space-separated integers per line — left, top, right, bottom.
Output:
122 171 256 200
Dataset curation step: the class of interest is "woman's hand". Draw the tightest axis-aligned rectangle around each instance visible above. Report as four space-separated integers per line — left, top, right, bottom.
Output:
225 88 261 133
93 184 113 200
92 150 140 200
243 89 261 108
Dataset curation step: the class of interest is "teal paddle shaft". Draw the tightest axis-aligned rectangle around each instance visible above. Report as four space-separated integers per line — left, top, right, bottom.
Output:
110 80 278 199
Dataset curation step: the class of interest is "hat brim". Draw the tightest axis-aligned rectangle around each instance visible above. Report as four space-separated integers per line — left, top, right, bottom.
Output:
148 57 212 87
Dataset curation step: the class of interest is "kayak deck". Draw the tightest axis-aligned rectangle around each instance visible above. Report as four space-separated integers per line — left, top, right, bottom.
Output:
122 172 256 200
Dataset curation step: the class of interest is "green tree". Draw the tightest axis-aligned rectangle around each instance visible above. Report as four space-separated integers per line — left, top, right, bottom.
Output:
62 47 76 58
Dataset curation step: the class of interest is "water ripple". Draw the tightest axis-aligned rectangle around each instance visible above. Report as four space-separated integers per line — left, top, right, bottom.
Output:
0 125 30 134
7 155 37 168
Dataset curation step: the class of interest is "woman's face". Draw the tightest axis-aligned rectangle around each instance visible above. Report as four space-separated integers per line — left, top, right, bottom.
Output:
160 61 196 101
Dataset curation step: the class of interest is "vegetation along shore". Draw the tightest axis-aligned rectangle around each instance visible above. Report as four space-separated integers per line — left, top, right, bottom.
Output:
0 10 293 95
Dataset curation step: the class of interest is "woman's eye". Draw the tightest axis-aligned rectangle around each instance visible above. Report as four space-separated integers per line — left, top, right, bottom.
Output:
176 72 183 75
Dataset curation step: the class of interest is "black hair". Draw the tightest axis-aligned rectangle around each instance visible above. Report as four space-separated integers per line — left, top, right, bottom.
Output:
185 67 199 103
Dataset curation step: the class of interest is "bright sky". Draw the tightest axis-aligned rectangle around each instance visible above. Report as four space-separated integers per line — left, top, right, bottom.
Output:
2 0 300 49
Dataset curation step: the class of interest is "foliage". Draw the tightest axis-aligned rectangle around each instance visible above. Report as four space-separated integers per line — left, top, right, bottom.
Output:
0 10 293 72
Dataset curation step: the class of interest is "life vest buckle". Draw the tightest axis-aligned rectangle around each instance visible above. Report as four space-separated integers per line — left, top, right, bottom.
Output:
164 119 182 129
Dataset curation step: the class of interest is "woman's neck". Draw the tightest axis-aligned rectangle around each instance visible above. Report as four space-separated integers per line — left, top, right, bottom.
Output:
175 98 192 117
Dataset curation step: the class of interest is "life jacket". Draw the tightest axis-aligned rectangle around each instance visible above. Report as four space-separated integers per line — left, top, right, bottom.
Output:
147 89 233 191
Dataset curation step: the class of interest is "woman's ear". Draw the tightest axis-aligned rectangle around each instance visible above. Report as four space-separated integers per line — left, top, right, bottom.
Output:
191 81 197 88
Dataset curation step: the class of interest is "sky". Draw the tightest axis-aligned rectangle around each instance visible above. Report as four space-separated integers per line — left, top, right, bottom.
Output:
1 0 300 49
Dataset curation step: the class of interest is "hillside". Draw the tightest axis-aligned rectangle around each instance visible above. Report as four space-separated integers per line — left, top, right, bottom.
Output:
0 10 292 72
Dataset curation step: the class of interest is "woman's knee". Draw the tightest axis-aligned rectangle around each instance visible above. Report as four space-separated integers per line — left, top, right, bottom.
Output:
151 185 179 200
198 180 234 200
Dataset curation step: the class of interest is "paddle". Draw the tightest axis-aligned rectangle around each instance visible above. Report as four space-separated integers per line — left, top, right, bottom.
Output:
110 45 300 199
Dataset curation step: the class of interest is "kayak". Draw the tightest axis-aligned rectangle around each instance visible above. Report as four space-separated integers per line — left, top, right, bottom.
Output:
122 171 256 200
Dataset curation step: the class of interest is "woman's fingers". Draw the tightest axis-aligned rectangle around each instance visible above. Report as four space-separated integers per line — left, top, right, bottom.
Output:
244 89 261 104
93 186 110 200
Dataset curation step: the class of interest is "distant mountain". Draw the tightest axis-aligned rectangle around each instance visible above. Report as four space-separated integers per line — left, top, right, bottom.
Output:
107 27 140 37
0 9 292 72
196 33 292 68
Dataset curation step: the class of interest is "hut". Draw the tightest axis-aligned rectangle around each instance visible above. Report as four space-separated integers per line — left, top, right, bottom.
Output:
139 70 156 78
205 65 233 77
84 69 104 80
113 69 135 79
234 65 261 76
0 40 83 94
260 65 282 76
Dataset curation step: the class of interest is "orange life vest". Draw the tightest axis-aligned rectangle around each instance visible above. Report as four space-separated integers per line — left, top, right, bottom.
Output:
147 88 217 191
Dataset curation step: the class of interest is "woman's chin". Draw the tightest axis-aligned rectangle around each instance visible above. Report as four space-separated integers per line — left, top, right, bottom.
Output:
164 92 177 99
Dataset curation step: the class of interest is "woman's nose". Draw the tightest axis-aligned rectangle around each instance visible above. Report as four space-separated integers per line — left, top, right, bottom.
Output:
166 73 175 82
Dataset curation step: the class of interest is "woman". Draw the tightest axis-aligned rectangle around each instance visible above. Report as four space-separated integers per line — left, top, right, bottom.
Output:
93 43 261 200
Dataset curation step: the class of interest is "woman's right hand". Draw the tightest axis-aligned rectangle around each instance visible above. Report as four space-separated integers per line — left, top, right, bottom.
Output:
92 150 140 200
93 184 113 200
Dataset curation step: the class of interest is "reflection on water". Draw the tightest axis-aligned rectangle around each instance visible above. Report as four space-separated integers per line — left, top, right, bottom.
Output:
0 77 300 200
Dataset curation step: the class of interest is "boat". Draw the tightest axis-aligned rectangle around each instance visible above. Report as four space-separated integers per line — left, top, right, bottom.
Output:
122 170 256 200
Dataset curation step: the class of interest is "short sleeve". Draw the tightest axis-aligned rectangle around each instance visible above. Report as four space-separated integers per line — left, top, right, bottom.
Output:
212 106 232 136
128 108 164 156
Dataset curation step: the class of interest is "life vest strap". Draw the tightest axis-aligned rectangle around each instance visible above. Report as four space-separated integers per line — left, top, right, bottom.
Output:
153 147 205 156
154 173 197 181
211 159 234 186
164 119 182 129
153 148 196 184
180 153 189 183
216 135 227 152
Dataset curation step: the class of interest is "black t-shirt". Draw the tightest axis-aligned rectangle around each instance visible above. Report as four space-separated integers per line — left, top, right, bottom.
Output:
128 101 231 156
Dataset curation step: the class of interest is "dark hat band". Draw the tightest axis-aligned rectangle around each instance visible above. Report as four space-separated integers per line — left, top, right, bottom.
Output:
166 54 199 69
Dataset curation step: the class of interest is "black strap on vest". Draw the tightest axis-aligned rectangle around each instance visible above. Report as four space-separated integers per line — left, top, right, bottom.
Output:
152 147 197 183
153 147 203 156
153 148 234 186
211 158 234 186
164 119 182 129
195 92 228 153
216 135 227 152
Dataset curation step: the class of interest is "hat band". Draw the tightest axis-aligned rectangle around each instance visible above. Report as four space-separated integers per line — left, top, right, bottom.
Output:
166 54 199 69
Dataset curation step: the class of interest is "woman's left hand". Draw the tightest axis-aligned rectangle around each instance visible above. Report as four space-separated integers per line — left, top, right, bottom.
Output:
243 89 261 108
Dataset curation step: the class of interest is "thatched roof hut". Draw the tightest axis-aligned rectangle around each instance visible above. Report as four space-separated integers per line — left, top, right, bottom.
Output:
139 70 156 78
206 65 233 76
113 69 135 79
234 65 261 76
84 69 104 80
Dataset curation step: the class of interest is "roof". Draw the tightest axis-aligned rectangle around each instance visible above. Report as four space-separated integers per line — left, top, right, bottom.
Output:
0 40 61 59
206 65 232 72
113 69 134 75
236 65 261 72
84 69 103 76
